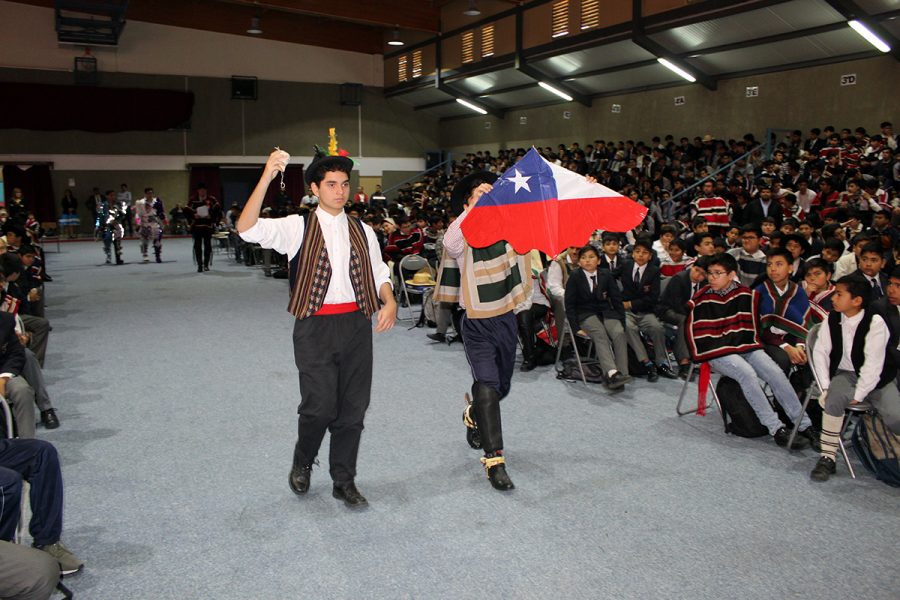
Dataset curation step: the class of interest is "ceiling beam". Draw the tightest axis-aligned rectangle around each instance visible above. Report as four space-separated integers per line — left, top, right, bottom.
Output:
822 0 900 61
676 21 849 58
215 0 441 33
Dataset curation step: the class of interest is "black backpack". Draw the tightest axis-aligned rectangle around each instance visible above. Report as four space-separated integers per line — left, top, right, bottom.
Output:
852 413 900 487
556 358 606 384
715 376 769 438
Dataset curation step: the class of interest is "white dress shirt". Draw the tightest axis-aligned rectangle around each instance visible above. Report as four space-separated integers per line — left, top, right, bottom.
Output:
239 210 391 304
546 257 574 299
812 310 888 402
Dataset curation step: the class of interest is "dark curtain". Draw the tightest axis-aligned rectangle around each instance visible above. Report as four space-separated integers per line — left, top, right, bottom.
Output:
188 167 223 206
2 165 55 223
263 164 305 209
0 82 194 132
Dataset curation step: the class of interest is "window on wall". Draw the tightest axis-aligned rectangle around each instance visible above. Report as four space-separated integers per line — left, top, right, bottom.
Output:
398 55 408 82
581 0 599 30
552 0 569 38
481 24 495 58
462 30 474 63
412 50 423 78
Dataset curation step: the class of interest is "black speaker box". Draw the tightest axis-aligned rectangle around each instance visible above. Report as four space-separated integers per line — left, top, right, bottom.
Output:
231 76 258 100
340 83 363 106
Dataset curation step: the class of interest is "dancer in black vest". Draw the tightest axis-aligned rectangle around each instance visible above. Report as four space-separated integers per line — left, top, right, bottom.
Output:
238 148 396 507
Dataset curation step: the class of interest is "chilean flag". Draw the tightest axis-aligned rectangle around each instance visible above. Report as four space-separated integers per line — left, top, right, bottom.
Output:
461 148 648 256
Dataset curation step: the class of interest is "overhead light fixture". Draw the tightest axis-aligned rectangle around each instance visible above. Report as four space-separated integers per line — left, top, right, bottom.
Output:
463 0 481 17
848 19 891 53
247 16 262 35
456 98 487 115
387 28 404 47
657 57 696 83
538 81 573 102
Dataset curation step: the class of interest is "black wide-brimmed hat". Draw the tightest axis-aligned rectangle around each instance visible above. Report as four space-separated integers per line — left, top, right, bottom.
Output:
304 147 354 186
449 171 498 216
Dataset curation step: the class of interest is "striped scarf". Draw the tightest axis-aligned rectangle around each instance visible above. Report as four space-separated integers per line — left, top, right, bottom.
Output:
287 210 379 320
461 240 531 319
434 250 461 304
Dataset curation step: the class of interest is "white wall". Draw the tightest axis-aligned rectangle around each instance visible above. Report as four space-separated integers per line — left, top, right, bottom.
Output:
0 0 383 86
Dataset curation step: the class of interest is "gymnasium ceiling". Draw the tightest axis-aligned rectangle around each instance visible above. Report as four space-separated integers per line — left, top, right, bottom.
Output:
7 1 900 120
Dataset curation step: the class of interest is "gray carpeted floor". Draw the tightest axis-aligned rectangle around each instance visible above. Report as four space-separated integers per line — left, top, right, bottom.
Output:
32 237 899 599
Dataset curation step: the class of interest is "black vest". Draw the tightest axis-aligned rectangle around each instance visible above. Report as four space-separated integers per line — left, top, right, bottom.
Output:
827 310 896 390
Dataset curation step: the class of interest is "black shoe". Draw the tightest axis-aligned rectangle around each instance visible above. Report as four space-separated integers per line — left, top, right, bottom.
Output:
289 464 312 495
799 427 821 452
482 456 514 491
657 363 678 379
197 266 204 273
773 426 809 449
646 363 659 383
40 409 60 429
605 371 628 391
332 482 368 507
43 274 53 282
155 256 162 263
810 456 836 482
426 320 437 328
203 265 210 271
520 360 536 372
427 333 446 343
115 259 124 265
678 364 691 379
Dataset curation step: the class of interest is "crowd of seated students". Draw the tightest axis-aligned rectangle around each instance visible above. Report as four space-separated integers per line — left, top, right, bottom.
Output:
0 215 83 598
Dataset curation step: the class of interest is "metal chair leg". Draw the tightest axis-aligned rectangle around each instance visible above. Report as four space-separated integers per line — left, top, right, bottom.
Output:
787 389 816 450
837 413 858 479
676 363 716 416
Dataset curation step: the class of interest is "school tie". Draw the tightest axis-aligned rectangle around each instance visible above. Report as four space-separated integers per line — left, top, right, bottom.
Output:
590 274 597 293
609 258 616 271
634 267 641 287
692 282 699 296
871 278 883 298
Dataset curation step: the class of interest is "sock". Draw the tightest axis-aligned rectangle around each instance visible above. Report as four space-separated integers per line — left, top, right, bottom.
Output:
819 412 844 460
607 369 618 378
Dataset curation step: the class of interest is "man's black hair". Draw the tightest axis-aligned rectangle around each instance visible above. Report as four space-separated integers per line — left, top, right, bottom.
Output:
823 238 845 253
17 244 36 256
766 247 794 264
694 232 715 246
668 238 687 251
740 224 761 236
707 252 738 274
2 223 26 240
577 244 599 259
632 239 652 253
859 242 884 258
835 274 871 307
805 257 833 275
0 252 22 278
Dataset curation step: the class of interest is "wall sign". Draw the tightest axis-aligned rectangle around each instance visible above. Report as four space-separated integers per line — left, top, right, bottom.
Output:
745 86 759 98
611 104 621 113
840 73 857 86
674 96 685 106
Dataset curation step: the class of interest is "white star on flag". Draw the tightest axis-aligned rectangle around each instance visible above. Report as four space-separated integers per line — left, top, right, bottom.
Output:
507 169 531 193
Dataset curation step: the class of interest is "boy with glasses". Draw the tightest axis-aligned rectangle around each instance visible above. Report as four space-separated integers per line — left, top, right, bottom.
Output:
728 224 767 288
686 253 816 448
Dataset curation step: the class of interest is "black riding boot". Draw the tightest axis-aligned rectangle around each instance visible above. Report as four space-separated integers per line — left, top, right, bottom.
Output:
472 382 514 490
517 312 536 371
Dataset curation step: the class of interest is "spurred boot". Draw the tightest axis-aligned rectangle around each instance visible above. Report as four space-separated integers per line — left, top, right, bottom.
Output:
472 382 514 490
463 392 482 449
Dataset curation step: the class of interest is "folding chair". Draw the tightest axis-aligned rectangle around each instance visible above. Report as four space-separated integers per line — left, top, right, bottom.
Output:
553 320 596 387
675 362 722 416
398 254 433 323
790 322 875 478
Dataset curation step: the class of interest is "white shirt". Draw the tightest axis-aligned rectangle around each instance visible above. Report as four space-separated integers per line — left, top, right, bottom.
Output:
812 310 888 402
239 210 391 304
632 263 645 284
832 252 858 281
546 257 574 299
583 269 599 292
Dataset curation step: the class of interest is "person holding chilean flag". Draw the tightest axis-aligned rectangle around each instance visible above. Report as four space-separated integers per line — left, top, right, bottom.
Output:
443 148 646 491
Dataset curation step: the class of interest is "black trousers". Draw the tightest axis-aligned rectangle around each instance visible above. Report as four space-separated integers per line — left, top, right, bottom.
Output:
193 231 213 268
292 311 373 484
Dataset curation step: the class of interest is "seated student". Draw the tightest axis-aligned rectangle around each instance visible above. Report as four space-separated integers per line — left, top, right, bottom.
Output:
517 277 551 372
713 237 728 254
621 239 677 381
652 224 677 263
798 219 823 258
872 267 900 383
803 258 836 314
598 232 624 278
692 231 716 258
817 238 846 267
0 311 37 438
724 224 741 250
810 275 900 481
728 224 767 288
832 232 870 280
0 540 59 600
684 216 709 257
15 245 44 319
685 252 816 448
0 254 50 368
658 256 709 378
660 238 691 277
783 234 809 282
14 313 59 429
856 242 888 299
564 245 631 391
760 216 777 248
546 246 578 337
0 437 84 575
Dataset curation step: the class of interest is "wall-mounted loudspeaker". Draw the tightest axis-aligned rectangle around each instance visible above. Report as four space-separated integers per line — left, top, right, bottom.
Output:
231 76 258 100
340 83 363 106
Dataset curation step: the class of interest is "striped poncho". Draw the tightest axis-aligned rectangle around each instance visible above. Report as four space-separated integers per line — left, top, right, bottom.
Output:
434 243 531 319
686 282 762 362
754 279 821 343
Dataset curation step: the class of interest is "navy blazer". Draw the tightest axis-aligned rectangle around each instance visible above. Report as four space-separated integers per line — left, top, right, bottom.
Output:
620 260 661 314
565 267 624 330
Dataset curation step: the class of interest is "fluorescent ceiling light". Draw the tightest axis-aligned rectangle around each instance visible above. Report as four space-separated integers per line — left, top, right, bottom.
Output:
538 81 573 102
848 20 891 53
247 16 262 35
456 98 487 115
657 57 696 83
387 28 404 46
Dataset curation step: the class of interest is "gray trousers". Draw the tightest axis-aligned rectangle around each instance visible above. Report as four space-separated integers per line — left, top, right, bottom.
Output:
0 541 59 600
625 311 667 363
20 349 51 413
660 309 690 363
5 376 36 439
822 370 900 435
579 315 628 376
435 303 453 335
549 294 570 348
20 316 49 369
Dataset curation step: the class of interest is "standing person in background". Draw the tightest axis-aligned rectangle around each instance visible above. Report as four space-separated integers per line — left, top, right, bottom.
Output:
117 183 134 237
238 148 396 508
59 190 79 239
186 184 221 273
6 189 28 227
134 188 167 263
